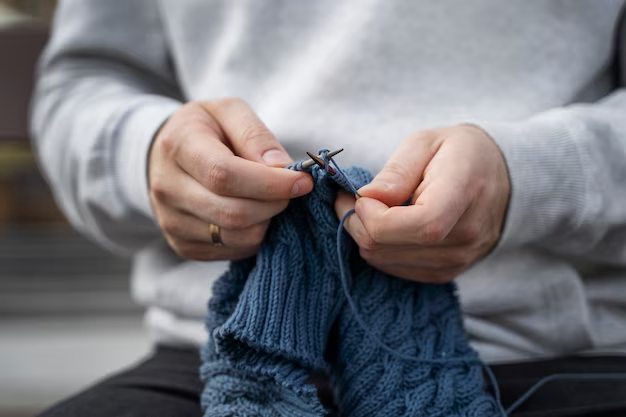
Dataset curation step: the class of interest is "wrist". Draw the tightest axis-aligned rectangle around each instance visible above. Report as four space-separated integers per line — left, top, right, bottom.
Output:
115 97 182 220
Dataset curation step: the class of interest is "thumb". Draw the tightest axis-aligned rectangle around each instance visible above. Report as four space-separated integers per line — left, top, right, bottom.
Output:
203 98 293 167
359 133 438 206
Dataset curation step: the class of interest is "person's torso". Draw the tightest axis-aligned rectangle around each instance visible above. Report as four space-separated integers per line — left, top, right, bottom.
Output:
134 0 626 362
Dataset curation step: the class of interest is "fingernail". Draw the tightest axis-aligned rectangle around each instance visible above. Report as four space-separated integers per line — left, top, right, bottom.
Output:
262 149 291 166
354 197 364 214
291 178 310 197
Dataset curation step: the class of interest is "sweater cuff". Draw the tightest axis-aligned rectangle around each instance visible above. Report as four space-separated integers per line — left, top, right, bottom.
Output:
477 113 588 250
115 96 182 220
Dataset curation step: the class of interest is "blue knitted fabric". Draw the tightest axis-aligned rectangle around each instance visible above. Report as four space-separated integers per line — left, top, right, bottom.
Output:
200 161 501 417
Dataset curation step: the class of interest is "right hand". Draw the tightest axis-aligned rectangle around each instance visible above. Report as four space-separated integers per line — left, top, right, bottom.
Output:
148 98 313 260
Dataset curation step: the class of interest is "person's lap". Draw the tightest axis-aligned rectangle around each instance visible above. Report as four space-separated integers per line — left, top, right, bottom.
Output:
38 347 203 417
38 346 626 417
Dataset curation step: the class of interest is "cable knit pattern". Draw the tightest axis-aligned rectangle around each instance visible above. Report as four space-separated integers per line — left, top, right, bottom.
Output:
331 260 499 417
200 161 500 417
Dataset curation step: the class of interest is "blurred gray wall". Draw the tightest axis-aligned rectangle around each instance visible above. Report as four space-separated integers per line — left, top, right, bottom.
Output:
0 4 151 416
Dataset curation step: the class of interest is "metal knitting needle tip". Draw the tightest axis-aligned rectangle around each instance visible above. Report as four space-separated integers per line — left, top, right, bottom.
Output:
301 148 344 169
327 148 344 158
305 151 338 175
305 152 326 169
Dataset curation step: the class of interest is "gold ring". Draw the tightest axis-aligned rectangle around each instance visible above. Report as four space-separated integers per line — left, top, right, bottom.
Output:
208 223 223 246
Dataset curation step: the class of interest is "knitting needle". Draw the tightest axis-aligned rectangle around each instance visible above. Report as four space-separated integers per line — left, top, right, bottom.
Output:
306 152 336 175
301 148 344 170
302 148 361 199
307 149 362 199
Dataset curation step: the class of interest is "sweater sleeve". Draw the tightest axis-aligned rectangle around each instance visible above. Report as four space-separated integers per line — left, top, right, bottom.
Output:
31 0 183 255
478 16 626 264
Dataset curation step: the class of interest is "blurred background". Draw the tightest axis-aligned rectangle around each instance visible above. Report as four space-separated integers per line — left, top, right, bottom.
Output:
0 2 151 416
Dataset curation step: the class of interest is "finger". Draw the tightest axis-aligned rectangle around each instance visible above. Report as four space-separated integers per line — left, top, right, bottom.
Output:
437 208 484 246
334 191 376 249
358 132 441 206
203 98 293 167
334 190 356 219
358 245 474 270
337 192 463 250
162 173 290 229
355 178 470 246
220 221 270 248
157 204 270 248
166 235 259 261
177 133 313 200
374 264 462 284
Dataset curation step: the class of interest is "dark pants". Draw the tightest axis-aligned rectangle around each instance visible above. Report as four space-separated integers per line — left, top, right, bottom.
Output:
38 346 626 417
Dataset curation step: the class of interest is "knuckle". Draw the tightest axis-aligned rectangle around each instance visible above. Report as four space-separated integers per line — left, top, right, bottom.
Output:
240 124 271 146
167 237 190 259
159 215 178 235
467 228 496 254
158 132 179 157
183 100 203 113
246 224 268 246
363 220 385 249
150 177 169 202
417 222 446 244
200 99 219 115
383 160 411 180
170 245 186 259
215 96 243 109
357 233 378 251
488 229 502 247
468 177 487 198
409 130 440 151
205 159 233 193
406 132 426 147
219 205 250 229
458 224 480 243
359 247 377 262
175 239 194 255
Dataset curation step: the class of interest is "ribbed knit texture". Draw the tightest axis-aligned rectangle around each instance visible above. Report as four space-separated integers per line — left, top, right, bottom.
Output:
200 163 500 416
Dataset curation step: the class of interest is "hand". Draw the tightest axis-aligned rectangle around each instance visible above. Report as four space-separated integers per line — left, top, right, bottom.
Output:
335 124 510 283
148 98 313 260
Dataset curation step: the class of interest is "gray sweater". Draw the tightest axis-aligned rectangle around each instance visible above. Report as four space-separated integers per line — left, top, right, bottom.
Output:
32 0 626 363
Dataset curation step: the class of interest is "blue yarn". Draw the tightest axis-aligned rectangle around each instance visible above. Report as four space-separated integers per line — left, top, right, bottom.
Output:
318 149 361 197
200 154 502 416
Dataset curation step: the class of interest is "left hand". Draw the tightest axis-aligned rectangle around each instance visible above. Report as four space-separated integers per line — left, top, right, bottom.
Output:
335 124 511 283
